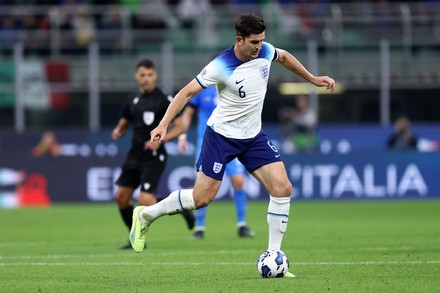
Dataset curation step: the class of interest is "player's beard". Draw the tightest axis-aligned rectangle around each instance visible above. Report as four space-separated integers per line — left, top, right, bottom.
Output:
249 49 259 60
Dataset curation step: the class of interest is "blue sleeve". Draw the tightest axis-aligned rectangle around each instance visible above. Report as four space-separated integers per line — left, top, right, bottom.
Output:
261 42 279 62
189 92 201 108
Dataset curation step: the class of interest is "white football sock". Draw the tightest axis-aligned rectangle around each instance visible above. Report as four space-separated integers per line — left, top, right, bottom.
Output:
267 195 291 250
140 189 196 223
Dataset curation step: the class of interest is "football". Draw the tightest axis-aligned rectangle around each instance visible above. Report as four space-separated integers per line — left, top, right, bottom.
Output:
256 249 290 278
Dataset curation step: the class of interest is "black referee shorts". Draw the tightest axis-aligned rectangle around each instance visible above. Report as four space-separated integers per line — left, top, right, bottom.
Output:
116 153 167 194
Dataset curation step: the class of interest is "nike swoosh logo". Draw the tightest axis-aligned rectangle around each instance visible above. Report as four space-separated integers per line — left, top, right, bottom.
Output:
235 79 245 84
275 154 280 158
282 220 288 223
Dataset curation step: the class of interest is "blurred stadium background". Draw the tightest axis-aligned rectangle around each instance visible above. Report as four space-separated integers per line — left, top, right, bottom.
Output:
0 0 439 208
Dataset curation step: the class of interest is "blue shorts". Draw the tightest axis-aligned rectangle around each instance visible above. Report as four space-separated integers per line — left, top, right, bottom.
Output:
196 126 282 180
225 158 245 176
195 146 245 177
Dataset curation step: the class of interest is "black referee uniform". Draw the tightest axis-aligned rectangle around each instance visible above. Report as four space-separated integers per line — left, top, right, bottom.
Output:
116 87 171 194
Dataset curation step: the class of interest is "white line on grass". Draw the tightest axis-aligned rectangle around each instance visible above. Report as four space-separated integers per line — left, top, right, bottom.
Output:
1 260 439 267
2 244 440 260
0 246 440 261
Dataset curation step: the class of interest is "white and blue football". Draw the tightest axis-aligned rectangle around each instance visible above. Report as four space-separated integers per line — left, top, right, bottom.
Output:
256 249 289 278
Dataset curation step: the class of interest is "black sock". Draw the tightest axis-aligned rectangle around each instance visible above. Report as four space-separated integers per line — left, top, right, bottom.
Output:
119 205 134 231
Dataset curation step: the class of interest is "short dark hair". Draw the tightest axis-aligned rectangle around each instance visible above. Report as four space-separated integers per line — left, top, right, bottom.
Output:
136 58 155 70
235 13 266 38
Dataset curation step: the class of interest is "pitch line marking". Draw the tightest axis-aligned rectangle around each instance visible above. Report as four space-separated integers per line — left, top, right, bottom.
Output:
1 260 439 267
2 244 440 260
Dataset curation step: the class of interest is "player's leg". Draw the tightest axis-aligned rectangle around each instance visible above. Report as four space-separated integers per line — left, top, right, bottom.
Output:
193 207 207 239
121 191 156 250
130 126 230 252
230 175 246 225
193 145 207 239
227 159 255 238
115 185 135 232
130 172 221 252
138 191 158 205
251 161 294 277
148 174 195 230
139 172 221 220
156 195 195 231
251 161 292 250
192 170 228 239
255 164 295 277
115 166 140 249
239 131 292 251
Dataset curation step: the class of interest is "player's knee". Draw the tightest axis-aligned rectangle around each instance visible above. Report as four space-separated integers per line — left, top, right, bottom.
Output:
194 197 211 208
193 193 214 208
231 175 245 189
272 181 292 197
138 192 157 206
115 192 131 207
233 182 244 190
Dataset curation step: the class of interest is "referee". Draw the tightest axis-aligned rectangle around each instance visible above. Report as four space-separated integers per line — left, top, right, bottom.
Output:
112 58 195 249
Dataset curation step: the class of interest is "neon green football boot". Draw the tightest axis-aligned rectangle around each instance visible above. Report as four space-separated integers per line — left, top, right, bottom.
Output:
284 271 296 278
129 206 150 253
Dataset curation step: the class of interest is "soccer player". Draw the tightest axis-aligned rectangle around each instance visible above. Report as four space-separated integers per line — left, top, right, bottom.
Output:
177 85 255 239
130 13 335 277
112 58 195 249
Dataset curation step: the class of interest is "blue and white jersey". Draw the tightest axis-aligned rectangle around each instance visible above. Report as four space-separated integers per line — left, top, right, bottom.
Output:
195 42 279 139
190 87 245 176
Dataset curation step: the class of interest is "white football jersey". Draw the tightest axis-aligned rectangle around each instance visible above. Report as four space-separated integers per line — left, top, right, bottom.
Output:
195 42 279 139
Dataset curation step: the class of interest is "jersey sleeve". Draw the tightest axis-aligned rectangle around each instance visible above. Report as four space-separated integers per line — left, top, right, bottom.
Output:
121 97 132 121
261 42 279 62
195 58 225 89
273 47 280 62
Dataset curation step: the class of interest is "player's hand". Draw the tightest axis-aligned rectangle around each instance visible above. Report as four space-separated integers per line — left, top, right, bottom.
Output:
314 76 335 92
111 128 124 140
177 138 187 154
150 124 168 144
144 140 161 151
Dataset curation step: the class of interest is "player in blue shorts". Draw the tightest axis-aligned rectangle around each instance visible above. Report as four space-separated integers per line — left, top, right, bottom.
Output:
178 86 255 239
129 13 335 277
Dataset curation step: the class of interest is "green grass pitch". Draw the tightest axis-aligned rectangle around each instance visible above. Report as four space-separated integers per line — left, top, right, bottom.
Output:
1 200 439 292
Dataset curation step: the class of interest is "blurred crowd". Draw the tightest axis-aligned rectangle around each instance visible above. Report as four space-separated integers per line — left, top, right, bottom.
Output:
1 0 439 4
278 95 318 153
1 0 439 55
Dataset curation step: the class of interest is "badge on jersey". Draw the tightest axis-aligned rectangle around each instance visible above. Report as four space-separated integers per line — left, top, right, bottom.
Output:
260 65 269 80
143 111 155 125
201 67 207 77
213 162 223 174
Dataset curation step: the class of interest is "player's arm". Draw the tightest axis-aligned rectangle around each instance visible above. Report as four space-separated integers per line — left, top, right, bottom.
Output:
176 105 196 153
277 49 335 92
151 79 203 143
144 105 197 151
144 114 189 151
111 118 129 140
163 111 190 142
177 105 196 134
